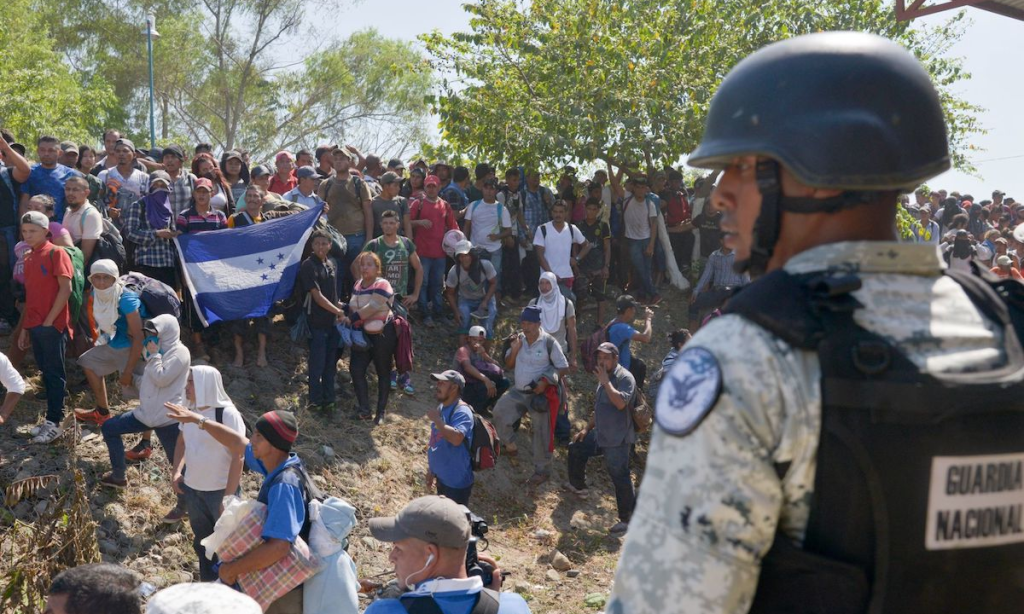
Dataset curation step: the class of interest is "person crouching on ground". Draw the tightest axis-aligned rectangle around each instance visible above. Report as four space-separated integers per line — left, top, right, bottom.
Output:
365 496 531 614
99 314 190 525
454 325 509 416
74 259 148 428
425 370 475 506
168 366 246 581
163 408 313 614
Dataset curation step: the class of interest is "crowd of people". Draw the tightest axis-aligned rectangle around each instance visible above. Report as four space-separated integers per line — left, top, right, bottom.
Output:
3 119 1017 613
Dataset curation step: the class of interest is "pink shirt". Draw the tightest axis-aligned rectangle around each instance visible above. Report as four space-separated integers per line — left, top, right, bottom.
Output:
410 197 458 259
351 278 394 328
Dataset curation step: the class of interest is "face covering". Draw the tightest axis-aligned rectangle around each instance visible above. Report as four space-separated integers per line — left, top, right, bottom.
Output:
142 335 162 360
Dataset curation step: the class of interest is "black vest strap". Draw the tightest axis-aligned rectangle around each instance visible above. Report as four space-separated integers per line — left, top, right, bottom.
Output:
402 588 500 614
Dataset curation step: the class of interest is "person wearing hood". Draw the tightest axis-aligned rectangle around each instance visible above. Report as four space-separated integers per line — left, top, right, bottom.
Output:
167 366 246 581
164 407 312 613
122 171 181 290
146 582 261 614
221 149 251 205
73 260 148 427
100 314 191 524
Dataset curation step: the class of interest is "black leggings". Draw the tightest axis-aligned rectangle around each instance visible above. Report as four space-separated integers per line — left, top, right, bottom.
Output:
350 320 397 417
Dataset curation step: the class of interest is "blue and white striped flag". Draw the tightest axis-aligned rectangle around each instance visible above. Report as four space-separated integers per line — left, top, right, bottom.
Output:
174 205 322 326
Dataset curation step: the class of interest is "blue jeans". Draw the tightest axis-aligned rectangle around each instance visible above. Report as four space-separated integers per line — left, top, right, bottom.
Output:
183 483 231 581
457 295 497 338
308 326 340 405
102 412 184 503
567 430 636 522
30 326 67 424
418 256 447 317
627 238 657 299
338 233 365 298
436 480 473 506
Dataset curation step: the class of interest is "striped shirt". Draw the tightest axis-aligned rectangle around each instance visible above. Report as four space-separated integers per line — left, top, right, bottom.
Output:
176 207 227 234
693 248 749 296
350 277 393 328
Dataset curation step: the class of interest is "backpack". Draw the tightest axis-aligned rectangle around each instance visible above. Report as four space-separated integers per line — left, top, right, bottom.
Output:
629 387 652 433
469 199 507 239
49 245 86 322
467 408 501 471
580 318 616 374
402 588 500 614
76 208 127 273
214 406 254 439
120 272 182 318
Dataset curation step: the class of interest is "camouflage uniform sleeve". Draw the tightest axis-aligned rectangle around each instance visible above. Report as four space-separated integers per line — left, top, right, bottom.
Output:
608 315 820 614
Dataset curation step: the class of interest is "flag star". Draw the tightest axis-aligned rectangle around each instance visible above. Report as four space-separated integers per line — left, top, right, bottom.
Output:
261 273 269 281
277 252 285 261
256 257 264 265
269 263 277 271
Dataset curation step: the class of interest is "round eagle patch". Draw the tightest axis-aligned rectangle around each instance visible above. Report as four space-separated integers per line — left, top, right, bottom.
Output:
655 347 723 436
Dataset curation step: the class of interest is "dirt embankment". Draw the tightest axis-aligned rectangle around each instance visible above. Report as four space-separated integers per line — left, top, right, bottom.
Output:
0 282 692 613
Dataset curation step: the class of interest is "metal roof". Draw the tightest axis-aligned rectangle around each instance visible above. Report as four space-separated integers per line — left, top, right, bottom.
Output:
896 0 1024 21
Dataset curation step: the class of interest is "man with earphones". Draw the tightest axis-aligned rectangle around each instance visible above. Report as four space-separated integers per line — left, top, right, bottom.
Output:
365 496 532 614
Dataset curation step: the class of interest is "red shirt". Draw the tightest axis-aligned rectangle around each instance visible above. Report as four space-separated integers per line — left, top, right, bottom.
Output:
662 190 692 226
990 266 1024 281
23 241 73 334
268 172 297 195
410 197 458 259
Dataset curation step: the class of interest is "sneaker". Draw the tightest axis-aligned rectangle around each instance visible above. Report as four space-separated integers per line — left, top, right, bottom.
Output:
161 506 188 524
389 372 398 390
99 473 128 489
527 473 549 486
30 421 61 444
609 521 629 535
125 440 153 462
565 483 589 499
320 402 336 414
401 378 415 395
74 407 111 426
424 316 435 329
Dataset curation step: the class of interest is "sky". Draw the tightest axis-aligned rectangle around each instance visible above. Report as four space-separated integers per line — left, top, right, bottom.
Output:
330 1 1022 198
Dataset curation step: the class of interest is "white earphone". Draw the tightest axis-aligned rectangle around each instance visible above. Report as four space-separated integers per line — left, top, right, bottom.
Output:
404 553 435 590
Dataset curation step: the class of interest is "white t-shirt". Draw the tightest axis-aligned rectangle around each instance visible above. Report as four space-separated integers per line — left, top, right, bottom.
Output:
0 351 27 395
98 167 150 211
465 200 512 252
210 186 230 214
180 405 246 491
62 203 104 243
532 222 586 279
623 195 658 240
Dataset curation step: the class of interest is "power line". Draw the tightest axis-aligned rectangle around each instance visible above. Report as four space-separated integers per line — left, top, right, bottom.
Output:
973 153 1024 163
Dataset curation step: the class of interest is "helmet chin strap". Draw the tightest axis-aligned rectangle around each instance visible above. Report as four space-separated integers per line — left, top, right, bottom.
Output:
735 160 782 277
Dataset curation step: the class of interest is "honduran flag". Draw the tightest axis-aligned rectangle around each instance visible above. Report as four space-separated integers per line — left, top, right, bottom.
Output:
174 205 322 326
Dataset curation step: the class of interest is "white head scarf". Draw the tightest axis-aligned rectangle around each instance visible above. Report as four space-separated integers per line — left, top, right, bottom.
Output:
189 365 233 410
146 581 261 614
537 271 565 333
88 259 123 345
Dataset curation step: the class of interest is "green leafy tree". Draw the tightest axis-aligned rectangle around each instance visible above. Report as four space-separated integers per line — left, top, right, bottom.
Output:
421 0 983 172
0 0 116 144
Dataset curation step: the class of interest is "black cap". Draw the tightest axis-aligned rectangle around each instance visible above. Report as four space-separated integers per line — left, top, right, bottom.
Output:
162 144 185 160
387 158 406 170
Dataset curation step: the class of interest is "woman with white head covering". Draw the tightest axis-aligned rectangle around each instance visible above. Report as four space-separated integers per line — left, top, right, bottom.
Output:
529 271 579 372
169 365 247 581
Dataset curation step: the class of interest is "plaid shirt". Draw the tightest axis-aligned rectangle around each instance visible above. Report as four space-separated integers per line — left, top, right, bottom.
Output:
216 502 320 610
521 185 553 241
167 171 196 216
122 196 179 268
693 248 749 295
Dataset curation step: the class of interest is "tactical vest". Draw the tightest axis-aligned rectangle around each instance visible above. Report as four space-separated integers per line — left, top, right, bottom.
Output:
723 264 1024 614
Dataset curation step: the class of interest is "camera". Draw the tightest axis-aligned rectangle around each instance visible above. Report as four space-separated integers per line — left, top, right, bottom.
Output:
462 507 495 586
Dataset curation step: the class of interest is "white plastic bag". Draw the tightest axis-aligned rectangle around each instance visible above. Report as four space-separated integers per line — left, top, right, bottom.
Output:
200 495 261 560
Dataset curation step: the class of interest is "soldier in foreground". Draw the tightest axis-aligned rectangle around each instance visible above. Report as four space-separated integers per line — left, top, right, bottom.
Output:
609 32 1024 614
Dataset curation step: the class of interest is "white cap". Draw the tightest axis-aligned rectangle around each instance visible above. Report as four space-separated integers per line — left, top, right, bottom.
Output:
147 582 261 614
468 325 487 338
454 240 473 256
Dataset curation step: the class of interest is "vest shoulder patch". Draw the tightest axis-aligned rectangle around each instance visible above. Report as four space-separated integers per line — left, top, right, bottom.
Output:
655 347 722 436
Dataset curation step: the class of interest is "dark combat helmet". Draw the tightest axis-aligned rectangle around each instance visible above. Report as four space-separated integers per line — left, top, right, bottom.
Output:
689 31 950 191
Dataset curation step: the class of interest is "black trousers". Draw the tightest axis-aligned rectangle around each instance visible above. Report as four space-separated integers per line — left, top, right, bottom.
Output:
351 320 397 418
521 249 541 298
501 243 523 299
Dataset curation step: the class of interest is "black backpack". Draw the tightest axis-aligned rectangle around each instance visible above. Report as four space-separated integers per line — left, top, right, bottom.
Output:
120 272 182 318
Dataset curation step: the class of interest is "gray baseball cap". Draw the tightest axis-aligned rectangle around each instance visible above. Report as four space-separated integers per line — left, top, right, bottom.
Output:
431 370 466 389
369 496 470 548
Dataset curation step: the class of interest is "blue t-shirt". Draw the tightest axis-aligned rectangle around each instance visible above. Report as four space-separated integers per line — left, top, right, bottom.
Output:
366 584 531 614
608 321 638 369
107 290 149 349
428 402 474 489
245 444 307 543
22 163 76 221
